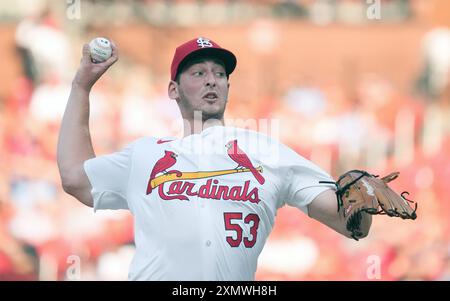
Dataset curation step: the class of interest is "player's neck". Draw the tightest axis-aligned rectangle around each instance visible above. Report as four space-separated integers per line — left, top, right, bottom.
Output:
183 117 225 137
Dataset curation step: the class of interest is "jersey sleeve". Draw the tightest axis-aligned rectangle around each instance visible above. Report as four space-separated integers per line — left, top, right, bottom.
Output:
83 142 134 212
277 143 336 215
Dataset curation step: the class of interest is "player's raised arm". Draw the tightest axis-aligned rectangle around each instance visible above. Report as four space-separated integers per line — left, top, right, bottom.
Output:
57 40 118 207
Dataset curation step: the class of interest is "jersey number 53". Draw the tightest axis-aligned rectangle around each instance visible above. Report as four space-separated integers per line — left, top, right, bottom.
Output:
223 212 260 248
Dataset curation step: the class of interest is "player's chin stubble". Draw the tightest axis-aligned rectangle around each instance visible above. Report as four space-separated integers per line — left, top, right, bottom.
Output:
201 100 227 121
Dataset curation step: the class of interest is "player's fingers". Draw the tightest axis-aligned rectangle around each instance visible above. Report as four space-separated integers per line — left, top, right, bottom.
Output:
81 44 92 64
98 53 118 69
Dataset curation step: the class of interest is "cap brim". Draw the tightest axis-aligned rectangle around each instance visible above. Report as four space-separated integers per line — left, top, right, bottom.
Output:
177 47 237 79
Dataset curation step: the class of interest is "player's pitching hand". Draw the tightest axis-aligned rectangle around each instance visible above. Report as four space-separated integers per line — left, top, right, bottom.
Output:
72 40 119 91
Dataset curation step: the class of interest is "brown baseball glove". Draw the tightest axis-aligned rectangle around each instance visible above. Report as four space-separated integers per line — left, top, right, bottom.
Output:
321 170 417 240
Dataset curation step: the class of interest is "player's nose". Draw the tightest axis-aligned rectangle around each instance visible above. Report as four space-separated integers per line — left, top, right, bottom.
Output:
205 71 216 87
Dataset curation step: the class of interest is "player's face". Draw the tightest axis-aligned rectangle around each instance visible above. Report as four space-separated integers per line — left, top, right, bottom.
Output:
170 59 230 121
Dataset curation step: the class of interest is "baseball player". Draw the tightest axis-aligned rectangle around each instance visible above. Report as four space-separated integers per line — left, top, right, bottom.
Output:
57 37 417 280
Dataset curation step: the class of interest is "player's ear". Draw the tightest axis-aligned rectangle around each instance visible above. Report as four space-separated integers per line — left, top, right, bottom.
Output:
168 80 179 100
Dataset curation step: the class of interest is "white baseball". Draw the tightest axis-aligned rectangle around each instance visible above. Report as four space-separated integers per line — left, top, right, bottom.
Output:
89 37 112 63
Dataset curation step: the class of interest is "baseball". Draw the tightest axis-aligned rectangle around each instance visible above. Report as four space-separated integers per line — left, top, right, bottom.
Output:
89 37 112 63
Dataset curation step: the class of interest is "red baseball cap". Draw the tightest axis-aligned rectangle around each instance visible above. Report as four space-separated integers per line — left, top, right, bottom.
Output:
170 37 237 81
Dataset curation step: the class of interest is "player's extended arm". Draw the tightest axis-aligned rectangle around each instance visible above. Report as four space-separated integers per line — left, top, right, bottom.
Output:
307 189 372 239
57 42 118 207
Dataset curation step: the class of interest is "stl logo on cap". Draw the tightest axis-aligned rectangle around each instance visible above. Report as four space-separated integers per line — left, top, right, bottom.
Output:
170 37 237 81
196 37 213 48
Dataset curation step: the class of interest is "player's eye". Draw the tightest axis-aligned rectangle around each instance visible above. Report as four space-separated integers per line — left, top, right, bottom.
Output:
216 72 226 77
193 71 204 76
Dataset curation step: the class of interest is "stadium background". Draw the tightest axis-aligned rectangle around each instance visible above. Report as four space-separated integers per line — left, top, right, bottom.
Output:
0 0 449 280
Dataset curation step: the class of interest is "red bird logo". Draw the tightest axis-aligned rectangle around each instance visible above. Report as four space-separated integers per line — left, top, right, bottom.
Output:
146 150 178 194
225 139 265 185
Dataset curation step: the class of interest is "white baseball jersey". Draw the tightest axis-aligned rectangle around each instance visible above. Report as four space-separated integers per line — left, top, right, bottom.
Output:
84 125 335 280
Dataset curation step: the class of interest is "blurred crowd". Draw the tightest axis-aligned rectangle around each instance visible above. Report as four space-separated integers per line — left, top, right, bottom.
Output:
0 1 450 281
0 0 415 26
